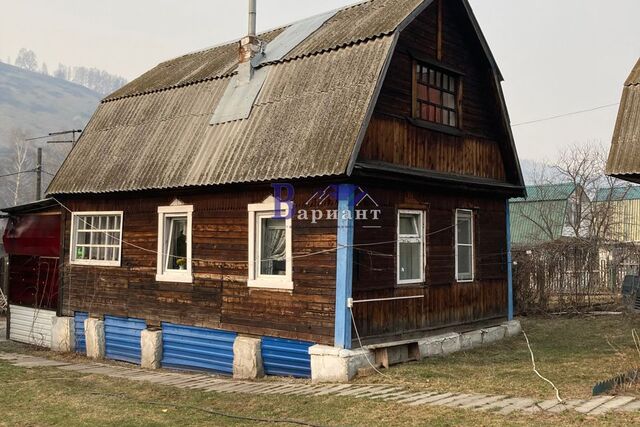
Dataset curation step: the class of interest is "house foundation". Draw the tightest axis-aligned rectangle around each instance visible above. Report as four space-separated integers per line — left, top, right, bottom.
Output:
141 329 163 369
310 320 522 383
85 318 105 360
233 336 264 379
51 316 75 352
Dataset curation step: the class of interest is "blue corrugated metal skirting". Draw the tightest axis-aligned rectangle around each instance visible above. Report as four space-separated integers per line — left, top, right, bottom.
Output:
104 315 147 364
161 323 237 375
261 337 313 378
74 312 88 354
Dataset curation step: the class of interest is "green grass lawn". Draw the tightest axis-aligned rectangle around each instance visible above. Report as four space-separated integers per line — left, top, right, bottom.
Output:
0 314 639 426
355 314 640 400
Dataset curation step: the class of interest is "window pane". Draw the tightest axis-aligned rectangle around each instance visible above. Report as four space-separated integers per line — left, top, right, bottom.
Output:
166 217 188 270
429 88 441 104
399 214 419 236
444 93 456 109
260 218 286 276
399 242 421 281
76 246 89 260
417 84 428 101
457 213 472 245
77 232 90 245
457 246 473 279
450 112 457 127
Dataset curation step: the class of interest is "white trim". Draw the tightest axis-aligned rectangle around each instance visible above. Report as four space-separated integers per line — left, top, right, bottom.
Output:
156 205 193 284
248 197 293 290
397 209 426 285
70 211 124 267
455 209 475 283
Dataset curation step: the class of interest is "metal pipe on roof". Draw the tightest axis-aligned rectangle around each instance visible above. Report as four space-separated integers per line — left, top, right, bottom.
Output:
248 0 257 37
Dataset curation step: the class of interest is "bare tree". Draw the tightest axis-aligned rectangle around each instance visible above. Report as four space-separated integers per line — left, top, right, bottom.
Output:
14 48 38 72
0 129 31 207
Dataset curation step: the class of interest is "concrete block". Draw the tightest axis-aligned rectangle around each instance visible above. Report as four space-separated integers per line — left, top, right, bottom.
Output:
141 329 163 370
501 320 522 337
419 337 443 358
440 333 462 355
233 336 264 379
51 316 75 353
482 326 507 344
85 318 105 360
461 330 483 350
309 345 374 383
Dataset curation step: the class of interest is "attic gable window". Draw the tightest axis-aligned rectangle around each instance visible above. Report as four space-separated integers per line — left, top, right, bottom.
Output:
415 63 458 128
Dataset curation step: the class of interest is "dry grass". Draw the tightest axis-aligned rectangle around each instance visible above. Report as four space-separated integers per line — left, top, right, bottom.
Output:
0 314 639 426
355 314 640 400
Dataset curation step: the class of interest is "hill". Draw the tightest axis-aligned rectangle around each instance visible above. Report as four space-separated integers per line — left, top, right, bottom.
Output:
0 62 102 207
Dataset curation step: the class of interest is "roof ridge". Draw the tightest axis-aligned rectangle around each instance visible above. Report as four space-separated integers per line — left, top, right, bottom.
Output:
102 33 393 104
158 0 373 66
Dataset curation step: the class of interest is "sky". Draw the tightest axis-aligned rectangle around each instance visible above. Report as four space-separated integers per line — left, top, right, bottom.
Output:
1 0 639 162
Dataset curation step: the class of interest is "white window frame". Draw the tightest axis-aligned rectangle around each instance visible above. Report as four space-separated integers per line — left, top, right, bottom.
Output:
156 205 193 284
397 209 425 285
70 211 124 267
455 209 475 283
248 197 293 290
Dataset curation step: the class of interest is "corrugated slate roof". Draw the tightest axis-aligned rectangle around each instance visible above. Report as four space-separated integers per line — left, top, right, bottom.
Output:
511 183 576 203
48 0 519 196
606 58 640 179
595 186 640 202
510 183 575 245
510 199 568 245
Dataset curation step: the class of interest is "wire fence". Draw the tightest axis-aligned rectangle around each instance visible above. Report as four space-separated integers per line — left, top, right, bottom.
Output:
512 242 637 313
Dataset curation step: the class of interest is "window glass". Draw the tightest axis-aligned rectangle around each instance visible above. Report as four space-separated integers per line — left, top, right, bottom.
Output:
398 211 424 283
165 216 188 271
415 63 458 127
72 214 122 264
259 217 286 276
456 210 474 281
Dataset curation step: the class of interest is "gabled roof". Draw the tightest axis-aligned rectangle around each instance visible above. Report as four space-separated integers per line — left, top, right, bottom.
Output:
511 183 576 203
595 185 640 202
606 58 640 181
510 184 576 245
47 0 518 196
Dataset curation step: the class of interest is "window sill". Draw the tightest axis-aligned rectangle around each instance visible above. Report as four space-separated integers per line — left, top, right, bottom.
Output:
456 278 475 283
248 278 294 291
397 279 424 286
156 272 193 284
407 117 464 137
71 260 121 267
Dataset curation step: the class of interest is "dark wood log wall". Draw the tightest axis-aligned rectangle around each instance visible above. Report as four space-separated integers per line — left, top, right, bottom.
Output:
359 0 509 181
59 185 337 345
351 184 508 342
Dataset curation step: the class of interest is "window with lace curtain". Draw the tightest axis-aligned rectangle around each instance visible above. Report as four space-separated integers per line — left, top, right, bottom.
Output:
248 197 293 290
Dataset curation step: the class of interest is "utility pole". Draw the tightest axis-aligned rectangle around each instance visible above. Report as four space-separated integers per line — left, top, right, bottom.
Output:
36 147 42 200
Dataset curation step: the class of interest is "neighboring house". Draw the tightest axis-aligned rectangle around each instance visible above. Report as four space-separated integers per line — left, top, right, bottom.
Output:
46 0 525 376
607 58 640 182
509 183 584 247
594 186 640 243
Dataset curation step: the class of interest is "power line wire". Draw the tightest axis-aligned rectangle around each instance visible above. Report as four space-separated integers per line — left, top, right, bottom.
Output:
0 169 39 179
511 103 620 127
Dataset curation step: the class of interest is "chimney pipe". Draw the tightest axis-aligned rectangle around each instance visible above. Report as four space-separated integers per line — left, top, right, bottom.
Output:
238 0 260 84
248 0 257 37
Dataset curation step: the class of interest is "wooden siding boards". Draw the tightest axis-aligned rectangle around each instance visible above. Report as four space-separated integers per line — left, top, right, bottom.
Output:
358 0 515 183
351 184 508 341
59 185 338 345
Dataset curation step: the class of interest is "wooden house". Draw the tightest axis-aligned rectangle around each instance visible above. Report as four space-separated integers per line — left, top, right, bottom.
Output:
606 58 640 183
46 0 525 378
509 183 585 248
